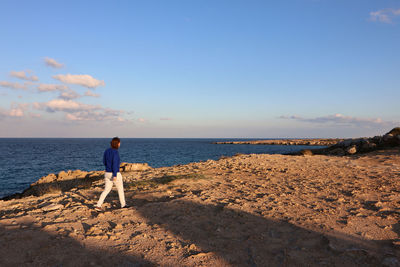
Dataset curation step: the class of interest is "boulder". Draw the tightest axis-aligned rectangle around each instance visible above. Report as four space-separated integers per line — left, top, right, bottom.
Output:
303 128 399 157
382 134 399 147
57 170 69 180
383 134 394 142
387 127 400 136
367 142 377 150
71 169 86 178
300 149 313 156
372 135 382 144
352 138 364 145
37 173 57 184
346 145 357 155
120 162 152 172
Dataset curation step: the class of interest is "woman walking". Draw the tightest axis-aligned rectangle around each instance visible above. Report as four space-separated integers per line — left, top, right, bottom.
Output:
95 137 127 211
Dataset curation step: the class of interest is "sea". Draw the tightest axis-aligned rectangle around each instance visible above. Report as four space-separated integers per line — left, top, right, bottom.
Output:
0 138 326 198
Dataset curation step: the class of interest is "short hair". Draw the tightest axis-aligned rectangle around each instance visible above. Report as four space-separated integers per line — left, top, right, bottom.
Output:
110 137 120 149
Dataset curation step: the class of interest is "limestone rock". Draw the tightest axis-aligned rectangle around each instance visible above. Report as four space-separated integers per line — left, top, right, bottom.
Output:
387 127 400 136
367 142 377 150
38 173 57 184
346 146 357 155
383 134 394 142
215 138 343 146
300 149 313 156
42 203 63 211
57 171 69 180
360 141 370 151
120 162 152 172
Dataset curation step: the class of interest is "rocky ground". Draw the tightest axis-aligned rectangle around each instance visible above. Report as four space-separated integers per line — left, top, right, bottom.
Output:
303 127 400 157
1 147 400 266
216 128 400 157
214 138 343 146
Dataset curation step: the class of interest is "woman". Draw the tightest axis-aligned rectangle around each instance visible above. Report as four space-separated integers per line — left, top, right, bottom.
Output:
95 137 127 211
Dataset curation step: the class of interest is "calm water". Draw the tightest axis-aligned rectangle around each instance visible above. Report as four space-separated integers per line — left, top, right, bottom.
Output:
0 138 325 198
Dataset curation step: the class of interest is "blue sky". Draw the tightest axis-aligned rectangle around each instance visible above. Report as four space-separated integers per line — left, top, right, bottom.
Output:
0 0 399 138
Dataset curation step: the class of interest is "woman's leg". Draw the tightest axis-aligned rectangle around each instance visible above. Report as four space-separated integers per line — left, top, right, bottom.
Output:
115 172 126 208
96 173 113 208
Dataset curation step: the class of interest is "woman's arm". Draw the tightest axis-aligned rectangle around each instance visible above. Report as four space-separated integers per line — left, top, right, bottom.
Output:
111 151 120 178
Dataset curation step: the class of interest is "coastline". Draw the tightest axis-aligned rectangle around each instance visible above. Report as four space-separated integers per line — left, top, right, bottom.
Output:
0 138 320 199
214 138 343 146
1 144 400 265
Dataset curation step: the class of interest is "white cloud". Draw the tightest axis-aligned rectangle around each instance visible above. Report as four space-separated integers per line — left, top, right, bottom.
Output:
138 118 146 123
34 98 127 122
53 74 105 88
0 103 29 118
44 57 64 68
370 8 400 23
10 70 38 81
64 110 126 122
37 84 69 92
278 115 303 120
1 57 130 125
279 113 395 128
84 89 100 97
0 81 28 90
65 113 85 121
59 90 81 100
37 83 80 99
160 117 172 121
9 108 24 117
34 99 97 113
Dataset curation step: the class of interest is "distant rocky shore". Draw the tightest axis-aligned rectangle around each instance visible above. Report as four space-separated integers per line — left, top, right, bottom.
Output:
214 139 343 146
297 127 400 156
215 127 400 157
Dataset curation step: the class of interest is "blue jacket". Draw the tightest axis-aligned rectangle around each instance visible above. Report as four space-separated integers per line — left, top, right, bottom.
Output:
103 148 120 177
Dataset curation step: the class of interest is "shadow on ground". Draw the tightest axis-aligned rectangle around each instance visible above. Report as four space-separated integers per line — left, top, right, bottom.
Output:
0 221 154 267
130 197 395 266
1 194 398 266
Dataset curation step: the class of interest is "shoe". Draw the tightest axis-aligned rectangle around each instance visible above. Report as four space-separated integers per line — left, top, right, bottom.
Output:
121 205 129 209
94 206 102 212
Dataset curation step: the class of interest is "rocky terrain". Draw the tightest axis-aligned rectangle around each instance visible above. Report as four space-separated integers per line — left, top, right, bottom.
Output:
1 142 400 266
299 127 400 156
214 138 343 146
215 128 400 157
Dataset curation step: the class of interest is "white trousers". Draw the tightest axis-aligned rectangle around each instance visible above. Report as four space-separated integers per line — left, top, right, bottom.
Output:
96 172 126 208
